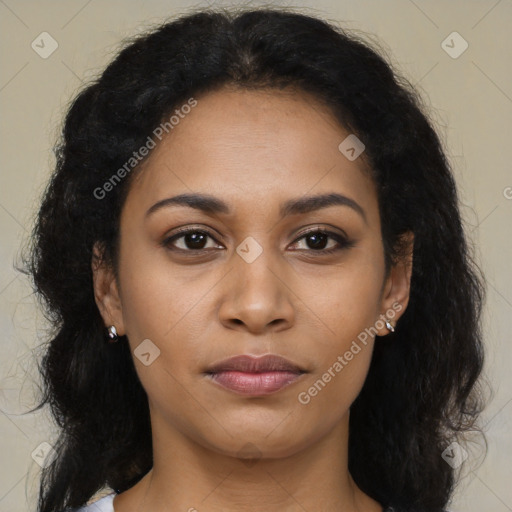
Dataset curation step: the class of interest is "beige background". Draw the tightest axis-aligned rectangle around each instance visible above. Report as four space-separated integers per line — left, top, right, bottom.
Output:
1 1 511 511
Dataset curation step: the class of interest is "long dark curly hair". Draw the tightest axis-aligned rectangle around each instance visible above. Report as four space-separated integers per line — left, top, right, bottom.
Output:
20 6 488 512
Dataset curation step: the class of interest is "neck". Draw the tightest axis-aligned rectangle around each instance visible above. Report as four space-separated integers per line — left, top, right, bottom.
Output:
114 410 383 512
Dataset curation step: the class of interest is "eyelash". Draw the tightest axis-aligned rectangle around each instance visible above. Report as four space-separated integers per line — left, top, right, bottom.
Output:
161 227 355 255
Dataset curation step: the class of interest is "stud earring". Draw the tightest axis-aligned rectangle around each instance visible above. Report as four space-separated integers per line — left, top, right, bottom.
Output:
107 325 119 342
385 319 395 333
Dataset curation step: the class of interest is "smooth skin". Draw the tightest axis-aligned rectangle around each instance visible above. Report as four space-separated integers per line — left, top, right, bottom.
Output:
92 86 413 512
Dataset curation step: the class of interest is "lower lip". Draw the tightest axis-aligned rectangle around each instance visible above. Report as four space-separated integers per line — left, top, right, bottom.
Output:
207 371 304 395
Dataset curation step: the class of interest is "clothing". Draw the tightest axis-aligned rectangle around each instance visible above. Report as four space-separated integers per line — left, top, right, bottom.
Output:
73 492 115 511
72 493 443 512
71 492 401 512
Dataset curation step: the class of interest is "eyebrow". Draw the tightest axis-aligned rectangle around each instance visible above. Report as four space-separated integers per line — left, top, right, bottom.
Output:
145 192 367 224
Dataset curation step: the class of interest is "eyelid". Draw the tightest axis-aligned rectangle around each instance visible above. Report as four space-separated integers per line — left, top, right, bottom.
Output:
293 224 349 240
162 225 223 252
289 227 354 253
163 224 224 242
162 224 354 254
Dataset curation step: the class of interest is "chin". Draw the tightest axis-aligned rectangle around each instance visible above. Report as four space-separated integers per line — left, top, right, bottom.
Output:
203 426 317 461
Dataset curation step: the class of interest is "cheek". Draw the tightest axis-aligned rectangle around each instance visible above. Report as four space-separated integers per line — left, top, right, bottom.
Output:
117 244 211 388
299 255 384 345
295 296 378 425
292 255 383 412
295 348 372 434
117 235 199 341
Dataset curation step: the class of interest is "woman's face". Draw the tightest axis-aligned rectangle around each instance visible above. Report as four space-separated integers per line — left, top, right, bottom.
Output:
94 86 412 460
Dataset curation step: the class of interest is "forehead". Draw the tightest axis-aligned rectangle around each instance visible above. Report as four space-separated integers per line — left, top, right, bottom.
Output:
124 86 378 224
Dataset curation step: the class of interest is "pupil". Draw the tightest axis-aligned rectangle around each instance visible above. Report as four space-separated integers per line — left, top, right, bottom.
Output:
183 232 329 250
308 233 327 250
186 232 206 249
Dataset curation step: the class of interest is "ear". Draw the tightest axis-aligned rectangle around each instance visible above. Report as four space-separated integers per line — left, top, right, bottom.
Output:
91 241 125 335
375 231 414 336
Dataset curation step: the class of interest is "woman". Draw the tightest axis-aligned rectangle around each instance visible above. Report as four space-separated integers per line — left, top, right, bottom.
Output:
23 7 487 512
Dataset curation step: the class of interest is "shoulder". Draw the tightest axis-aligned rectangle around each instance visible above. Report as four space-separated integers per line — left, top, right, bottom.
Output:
384 508 451 512
68 492 116 512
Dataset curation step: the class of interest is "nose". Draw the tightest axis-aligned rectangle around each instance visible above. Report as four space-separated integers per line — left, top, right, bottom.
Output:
217 248 295 335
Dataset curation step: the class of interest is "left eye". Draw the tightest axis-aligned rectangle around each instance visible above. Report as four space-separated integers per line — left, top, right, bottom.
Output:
291 229 350 253
162 228 352 254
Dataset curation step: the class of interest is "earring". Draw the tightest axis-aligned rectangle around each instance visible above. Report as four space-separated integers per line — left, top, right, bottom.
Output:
107 325 119 342
385 319 395 333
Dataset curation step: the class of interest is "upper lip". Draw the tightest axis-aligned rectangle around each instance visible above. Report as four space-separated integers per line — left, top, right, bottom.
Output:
205 354 306 374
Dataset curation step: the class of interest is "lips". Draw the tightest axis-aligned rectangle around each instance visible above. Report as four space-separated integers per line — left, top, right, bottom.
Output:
204 354 307 396
206 354 305 374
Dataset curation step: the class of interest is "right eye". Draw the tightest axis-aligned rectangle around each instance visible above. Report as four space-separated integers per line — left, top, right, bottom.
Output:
162 228 223 252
